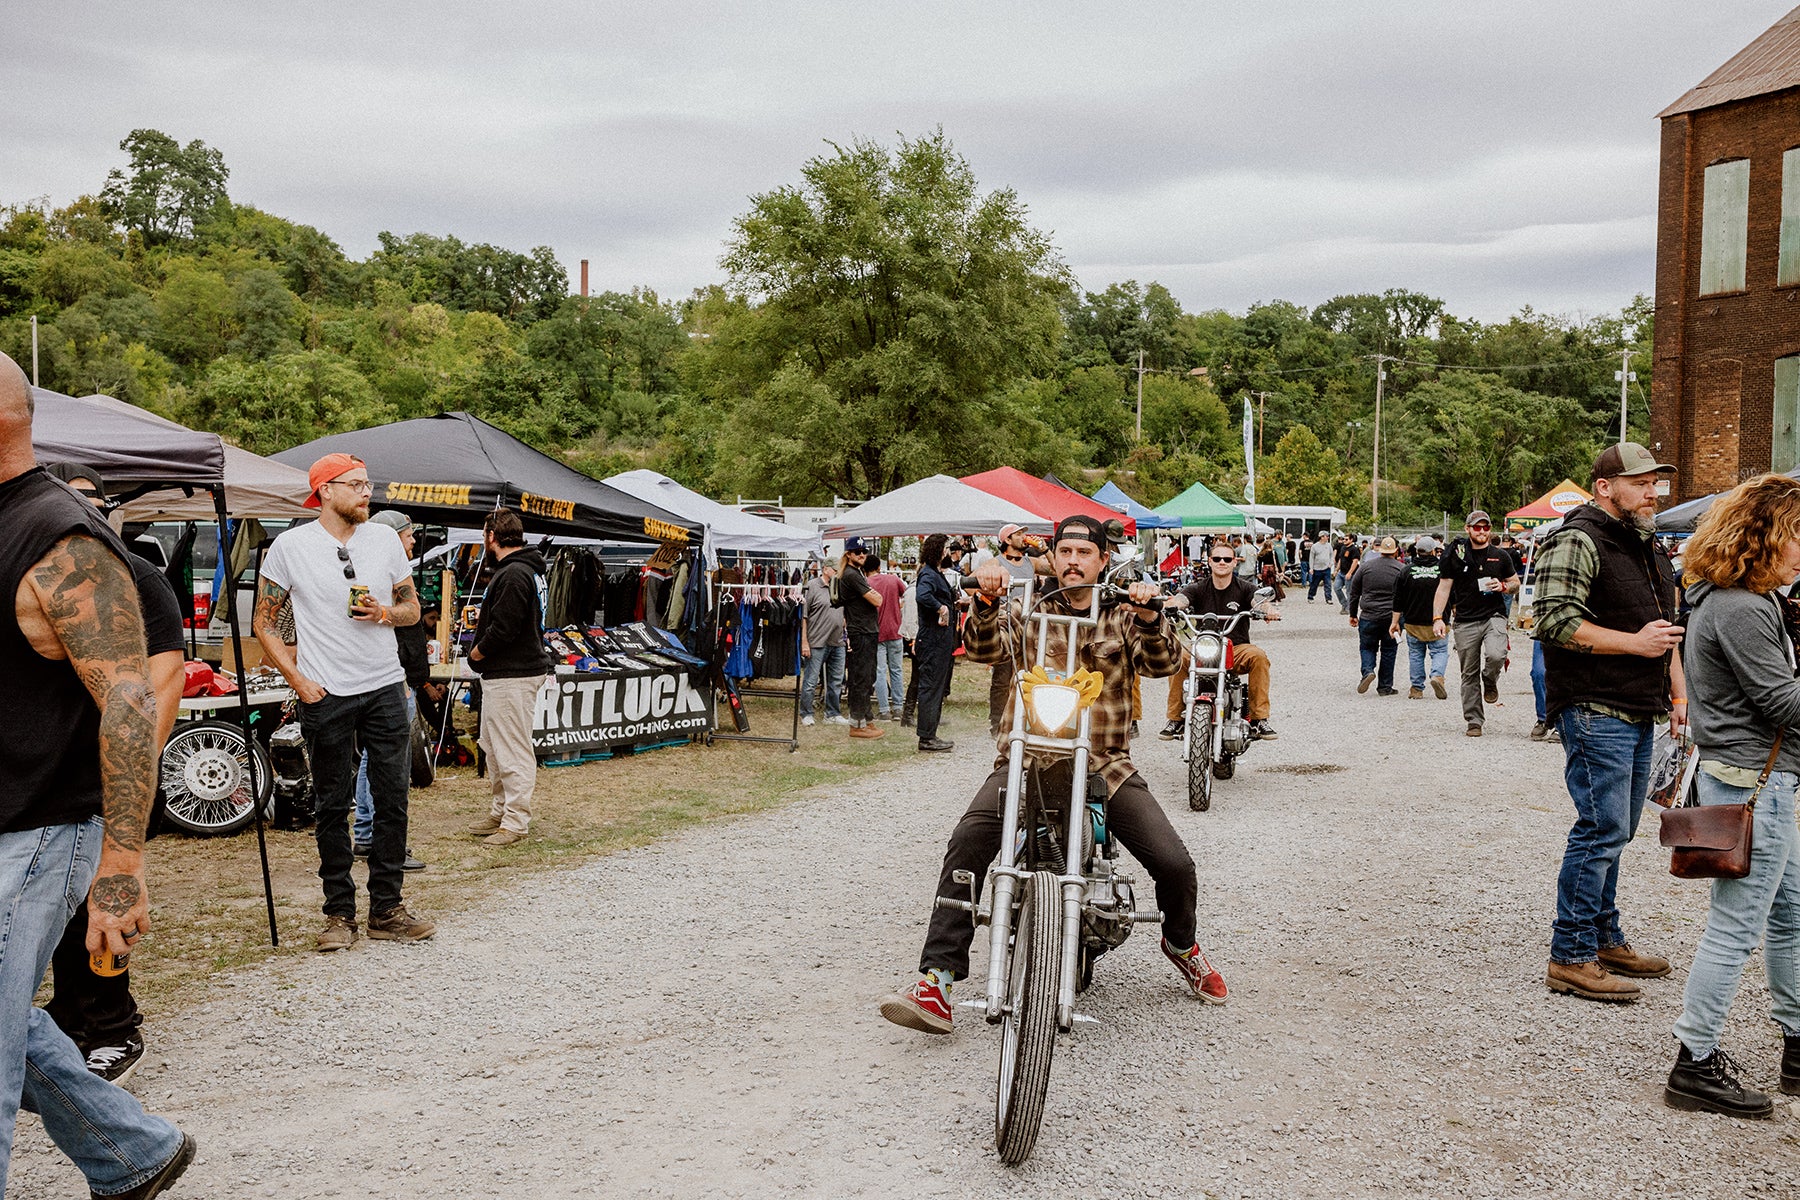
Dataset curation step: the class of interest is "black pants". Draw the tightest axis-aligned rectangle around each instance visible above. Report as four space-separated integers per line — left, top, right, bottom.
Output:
919 766 1198 979
988 663 1012 735
846 628 879 724
913 624 954 741
298 683 412 920
45 911 140 1053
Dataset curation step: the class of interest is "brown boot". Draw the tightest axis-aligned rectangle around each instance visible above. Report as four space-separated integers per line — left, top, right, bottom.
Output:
1546 959 1640 1002
1598 943 1672 978
467 815 502 837
849 724 885 739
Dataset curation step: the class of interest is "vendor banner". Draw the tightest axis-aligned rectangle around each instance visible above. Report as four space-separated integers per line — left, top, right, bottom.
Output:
531 665 714 756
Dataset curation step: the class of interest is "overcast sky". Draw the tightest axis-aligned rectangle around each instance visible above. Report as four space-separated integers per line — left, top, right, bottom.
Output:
5 2 1786 322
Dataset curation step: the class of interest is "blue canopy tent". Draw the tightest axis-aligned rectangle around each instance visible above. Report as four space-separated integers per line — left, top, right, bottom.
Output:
1091 480 1181 530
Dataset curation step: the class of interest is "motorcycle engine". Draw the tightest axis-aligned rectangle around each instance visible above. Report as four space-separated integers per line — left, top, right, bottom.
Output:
1219 718 1252 756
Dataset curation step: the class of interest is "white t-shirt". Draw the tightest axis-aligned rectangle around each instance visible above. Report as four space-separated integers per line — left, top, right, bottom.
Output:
261 520 410 697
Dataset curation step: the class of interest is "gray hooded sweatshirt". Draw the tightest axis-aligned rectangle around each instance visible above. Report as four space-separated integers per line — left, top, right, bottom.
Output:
1684 579 1800 776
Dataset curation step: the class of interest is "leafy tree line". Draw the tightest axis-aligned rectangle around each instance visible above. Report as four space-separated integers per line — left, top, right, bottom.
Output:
1 127 1651 522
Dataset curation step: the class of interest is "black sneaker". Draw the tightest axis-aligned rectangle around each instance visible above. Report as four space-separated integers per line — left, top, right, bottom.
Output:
1782 1034 1800 1095
1158 720 1185 741
1250 720 1278 740
352 842 370 858
84 1035 145 1085
94 1131 195 1200
1530 722 1549 742
1665 1043 1774 1119
401 847 426 871
918 738 955 753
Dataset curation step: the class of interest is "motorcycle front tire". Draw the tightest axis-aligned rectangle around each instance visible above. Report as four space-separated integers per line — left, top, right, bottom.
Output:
1186 700 1214 812
995 869 1061 1165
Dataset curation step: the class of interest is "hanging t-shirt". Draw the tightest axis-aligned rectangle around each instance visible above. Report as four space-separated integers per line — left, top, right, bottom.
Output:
260 520 410 697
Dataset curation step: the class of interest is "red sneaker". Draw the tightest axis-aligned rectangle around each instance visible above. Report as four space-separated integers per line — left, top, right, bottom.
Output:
879 976 954 1034
1163 939 1228 1005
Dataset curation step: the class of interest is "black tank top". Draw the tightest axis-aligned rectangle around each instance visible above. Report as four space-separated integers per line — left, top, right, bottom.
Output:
0 467 133 832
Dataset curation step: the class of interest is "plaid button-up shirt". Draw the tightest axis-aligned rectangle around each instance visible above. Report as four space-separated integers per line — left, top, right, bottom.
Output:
962 589 1182 795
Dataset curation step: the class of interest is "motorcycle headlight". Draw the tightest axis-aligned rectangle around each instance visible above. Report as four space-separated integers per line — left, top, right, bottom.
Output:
1028 683 1082 736
1193 633 1224 666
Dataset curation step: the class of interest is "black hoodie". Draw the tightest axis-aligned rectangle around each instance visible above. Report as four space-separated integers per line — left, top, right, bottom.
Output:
473 547 552 678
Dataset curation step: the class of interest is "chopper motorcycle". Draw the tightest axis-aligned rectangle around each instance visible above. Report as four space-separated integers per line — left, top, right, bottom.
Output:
933 570 1169 1164
1172 587 1274 812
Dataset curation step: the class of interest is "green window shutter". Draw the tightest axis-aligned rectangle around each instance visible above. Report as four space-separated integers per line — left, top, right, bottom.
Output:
1700 159 1750 297
1775 355 1800 474
1782 149 1800 287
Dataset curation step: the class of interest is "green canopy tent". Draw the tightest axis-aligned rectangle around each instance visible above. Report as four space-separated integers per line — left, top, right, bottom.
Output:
1152 481 1249 529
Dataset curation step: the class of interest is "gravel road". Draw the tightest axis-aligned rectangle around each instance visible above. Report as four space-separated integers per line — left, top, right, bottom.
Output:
13 597 1798 1198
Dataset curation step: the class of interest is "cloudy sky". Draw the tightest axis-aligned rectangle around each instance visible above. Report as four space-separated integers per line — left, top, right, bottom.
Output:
5 2 1785 322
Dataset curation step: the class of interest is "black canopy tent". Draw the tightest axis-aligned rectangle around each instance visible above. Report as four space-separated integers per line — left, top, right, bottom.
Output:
273 413 702 544
30 388 281 945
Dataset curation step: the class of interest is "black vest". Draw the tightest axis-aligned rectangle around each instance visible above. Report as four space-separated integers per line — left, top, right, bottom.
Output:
0 467 132 833
1541 502 1676 721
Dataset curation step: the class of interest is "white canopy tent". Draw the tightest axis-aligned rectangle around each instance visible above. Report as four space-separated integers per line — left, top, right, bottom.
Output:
116 441 315 522
605 469 821 563
823 474 1054 539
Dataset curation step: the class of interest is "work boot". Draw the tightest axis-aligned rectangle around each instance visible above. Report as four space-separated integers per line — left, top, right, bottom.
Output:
467 815 502 837
1466 723 1483 737
1430 675 1446 699
367 904 436 941
918 738 954 753
1408 687 1423 700
1545 959 1639 1003
900 700 916 728
316 914 358 952
1665 1043 1775 1119
1598 942 1671 978
849 723 885 739
1484 678 1500 704
1782 1034 1800 1095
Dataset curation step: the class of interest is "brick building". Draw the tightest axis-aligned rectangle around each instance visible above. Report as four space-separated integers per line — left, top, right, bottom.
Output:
1652 6 1800 502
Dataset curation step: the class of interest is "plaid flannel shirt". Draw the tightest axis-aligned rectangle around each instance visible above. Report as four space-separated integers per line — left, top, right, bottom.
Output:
962 590 1182 795
1532 507 1665 726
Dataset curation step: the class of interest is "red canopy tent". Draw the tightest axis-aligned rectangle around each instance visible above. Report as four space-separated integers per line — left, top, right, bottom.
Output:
961 467 1137 536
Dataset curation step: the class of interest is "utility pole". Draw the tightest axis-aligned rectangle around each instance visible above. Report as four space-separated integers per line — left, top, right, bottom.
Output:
1368 355 1395 522
1614 348 1636 442
1250 390 1273 454
1135 348 1146 441
29 315 38 386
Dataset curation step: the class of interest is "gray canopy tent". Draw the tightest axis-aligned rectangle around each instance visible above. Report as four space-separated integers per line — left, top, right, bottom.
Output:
31 388 282 945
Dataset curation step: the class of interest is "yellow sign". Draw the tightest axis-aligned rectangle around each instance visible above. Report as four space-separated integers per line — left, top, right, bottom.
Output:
520 491 576 522
643 517 690 544
384 482 473 506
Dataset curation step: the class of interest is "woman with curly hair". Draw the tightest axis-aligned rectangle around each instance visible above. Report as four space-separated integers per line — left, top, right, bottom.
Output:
1669 472 1800 1118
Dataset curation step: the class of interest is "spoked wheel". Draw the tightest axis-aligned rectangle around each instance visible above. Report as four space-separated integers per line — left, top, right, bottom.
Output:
995 869 1062 1165
160 719 274 836
1187 701 1214 812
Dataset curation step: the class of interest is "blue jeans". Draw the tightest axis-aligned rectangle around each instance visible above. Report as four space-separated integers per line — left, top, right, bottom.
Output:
873 638 904 716
1 819 183 1196
355 686 417 846
1551 706 1656 963
1405 629 1448 691
1673 770 1800 1058
1530 639 1547 723
800 642 845 719
1357 617 1397 691
1334 571 1352 610
1308 570 1331 601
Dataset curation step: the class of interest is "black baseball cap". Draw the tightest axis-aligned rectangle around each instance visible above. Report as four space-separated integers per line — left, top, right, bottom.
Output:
1054 514 1127 548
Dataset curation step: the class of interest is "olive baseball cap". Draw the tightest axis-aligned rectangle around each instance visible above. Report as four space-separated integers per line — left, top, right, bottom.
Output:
1592 442 1676 481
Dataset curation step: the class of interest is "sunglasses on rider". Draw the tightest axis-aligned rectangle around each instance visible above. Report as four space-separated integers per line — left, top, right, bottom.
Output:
1209 555 1237 563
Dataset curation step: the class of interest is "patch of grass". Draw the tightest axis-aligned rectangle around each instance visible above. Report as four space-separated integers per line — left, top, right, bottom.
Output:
123 669 992 1017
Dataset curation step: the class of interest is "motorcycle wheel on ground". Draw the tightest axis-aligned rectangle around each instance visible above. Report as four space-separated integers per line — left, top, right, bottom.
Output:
160 719 275 836
995 868 1062 1165
1212 755 1236 781
1187 700 1214 812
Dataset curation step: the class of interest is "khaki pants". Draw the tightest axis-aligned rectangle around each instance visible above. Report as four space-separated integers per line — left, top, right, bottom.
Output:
482 674 545 834
1167 644 1270 721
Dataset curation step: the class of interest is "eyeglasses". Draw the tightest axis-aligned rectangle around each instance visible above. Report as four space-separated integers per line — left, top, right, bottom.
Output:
1468 523 1492 532
337 546 357 580
328 479 374 495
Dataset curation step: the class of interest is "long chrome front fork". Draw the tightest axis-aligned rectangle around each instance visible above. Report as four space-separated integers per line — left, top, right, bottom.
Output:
982 682 1032 1023
1055 708 1093 1031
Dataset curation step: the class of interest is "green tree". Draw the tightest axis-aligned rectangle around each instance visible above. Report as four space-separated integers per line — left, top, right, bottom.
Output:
100 129 230 246
1400 373 1597 515
154 266 235 367
1257 424 1353 507
179 350 392 454
711 130 1069 500
367 232 566 323
230 269 299 359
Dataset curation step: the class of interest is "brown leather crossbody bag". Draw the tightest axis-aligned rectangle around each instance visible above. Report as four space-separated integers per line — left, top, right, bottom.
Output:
1658 733 1781 880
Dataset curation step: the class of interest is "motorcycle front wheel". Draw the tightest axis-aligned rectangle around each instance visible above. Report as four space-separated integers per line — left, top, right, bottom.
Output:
159 719 274 836
1187 701 1214 812
995 869 1061 1165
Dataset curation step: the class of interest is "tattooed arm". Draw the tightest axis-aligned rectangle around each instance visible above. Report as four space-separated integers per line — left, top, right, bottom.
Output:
25 533 156 956
253 575 326 703
385 576 421 627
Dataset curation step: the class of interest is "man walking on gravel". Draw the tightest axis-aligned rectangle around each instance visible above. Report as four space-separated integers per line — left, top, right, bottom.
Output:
1431 510 1517 736
879 515 1227 1035
1389 535 1448 701
0 354 196 1198
1534 444 1683 1003
835 537 885 739
1349 536 1405 696
466 508 551 848
1306 532 1334 602
255 453 435 950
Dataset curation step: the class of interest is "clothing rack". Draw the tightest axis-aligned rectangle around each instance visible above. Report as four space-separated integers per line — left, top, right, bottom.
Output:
710 581 802 752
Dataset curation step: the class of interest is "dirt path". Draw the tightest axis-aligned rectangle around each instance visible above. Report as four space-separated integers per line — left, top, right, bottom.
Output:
13 598 1797 1198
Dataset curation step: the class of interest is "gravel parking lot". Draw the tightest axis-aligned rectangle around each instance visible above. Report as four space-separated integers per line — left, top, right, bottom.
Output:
12 596 1798 1198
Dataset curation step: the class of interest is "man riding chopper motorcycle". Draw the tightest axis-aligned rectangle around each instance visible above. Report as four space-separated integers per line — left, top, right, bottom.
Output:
1159 536 1280 742
879 514 1229 1035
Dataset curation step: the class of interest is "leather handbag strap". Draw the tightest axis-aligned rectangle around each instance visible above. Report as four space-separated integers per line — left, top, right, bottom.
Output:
1748 731 1785 809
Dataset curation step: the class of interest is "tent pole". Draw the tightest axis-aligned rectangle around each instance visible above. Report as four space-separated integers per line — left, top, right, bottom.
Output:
215 486 279 947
